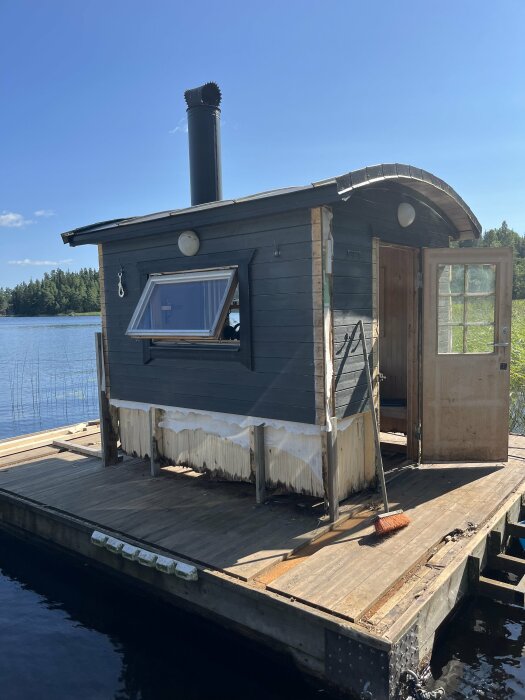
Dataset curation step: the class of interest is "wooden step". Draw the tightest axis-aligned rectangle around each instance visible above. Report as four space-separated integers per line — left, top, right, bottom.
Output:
52 440 102 459
488 552 525 577
477 575 525 606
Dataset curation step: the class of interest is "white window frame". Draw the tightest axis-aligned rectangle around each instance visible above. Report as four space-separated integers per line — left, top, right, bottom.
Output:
126 267 238 340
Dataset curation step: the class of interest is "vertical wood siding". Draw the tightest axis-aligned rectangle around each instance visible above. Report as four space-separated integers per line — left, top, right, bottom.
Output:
332 189 452 420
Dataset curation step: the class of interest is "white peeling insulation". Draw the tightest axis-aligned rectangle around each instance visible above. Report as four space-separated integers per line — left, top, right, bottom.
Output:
113 400 324 496
118 407 151 459
113 400 368 499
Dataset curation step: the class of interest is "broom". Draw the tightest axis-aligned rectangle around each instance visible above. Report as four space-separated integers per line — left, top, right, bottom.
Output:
356 320 410 536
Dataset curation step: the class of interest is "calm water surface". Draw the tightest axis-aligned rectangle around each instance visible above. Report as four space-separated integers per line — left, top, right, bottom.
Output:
0 530 329 700
0 316 524 699
430 598 525 699
0 316 100 439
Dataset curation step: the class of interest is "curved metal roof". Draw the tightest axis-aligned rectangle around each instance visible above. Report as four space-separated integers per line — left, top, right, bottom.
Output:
334 163 481 238
62 163 481 245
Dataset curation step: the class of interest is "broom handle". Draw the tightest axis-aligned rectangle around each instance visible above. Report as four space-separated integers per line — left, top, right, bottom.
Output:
357 320 390 513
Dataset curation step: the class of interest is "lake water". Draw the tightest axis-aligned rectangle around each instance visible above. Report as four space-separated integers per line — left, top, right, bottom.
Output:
0 316 524 699
0 529 327 700
0 316 100 440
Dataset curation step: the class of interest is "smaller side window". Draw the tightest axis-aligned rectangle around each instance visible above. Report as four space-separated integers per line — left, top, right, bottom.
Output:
127 267 239 342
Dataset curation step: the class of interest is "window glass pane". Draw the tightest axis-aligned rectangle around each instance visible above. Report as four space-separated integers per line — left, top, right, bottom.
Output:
465 324 495 353
466 295 495 324
438 264 464 294
220 285 240 340
466 264 495 294
136 278 229 333
438 325 464 354
127 268 238 339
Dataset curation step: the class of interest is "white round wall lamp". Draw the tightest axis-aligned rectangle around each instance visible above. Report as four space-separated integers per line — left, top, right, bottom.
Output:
397 202 416 228
178 230 200 256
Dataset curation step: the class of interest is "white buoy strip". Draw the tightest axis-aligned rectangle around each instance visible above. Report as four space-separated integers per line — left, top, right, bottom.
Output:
90 530 198 581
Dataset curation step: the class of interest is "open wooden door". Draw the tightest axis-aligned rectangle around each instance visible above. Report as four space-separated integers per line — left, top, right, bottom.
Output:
422 247 512 462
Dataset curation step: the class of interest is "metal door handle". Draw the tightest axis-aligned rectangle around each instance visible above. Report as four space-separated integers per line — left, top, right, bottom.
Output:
493 342 509 347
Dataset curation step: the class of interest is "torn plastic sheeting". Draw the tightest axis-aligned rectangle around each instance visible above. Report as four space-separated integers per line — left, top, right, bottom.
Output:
110 398 325 435
159 412 323 482
160 414 251 450
162 406 323 436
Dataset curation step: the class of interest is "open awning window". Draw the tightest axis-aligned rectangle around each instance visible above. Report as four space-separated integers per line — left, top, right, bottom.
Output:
127 268 238 339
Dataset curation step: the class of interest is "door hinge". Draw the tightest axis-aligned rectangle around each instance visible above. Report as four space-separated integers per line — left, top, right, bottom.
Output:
415 272 423 289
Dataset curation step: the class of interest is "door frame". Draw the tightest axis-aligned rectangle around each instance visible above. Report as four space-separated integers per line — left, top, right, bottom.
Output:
374 240 420 462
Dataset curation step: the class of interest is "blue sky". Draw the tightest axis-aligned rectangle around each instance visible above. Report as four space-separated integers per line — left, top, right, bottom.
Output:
1 0 524 287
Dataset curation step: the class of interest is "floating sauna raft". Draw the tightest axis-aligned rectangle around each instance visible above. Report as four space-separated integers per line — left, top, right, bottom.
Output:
0 426 524 699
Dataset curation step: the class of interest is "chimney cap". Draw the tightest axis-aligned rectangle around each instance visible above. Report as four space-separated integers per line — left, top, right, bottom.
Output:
184 82 222 109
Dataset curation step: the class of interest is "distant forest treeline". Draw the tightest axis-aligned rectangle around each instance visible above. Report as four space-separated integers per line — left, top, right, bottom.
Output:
0 222 523 316
458 221 525 299
0 268 100 316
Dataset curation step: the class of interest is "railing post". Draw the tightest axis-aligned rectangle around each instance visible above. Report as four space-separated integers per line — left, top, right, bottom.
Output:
95 332 119 466
250 424 266 504
150 407 162 477
328 417 339 523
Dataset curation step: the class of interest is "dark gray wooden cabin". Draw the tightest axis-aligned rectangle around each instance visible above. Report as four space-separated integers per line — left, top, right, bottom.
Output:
63 84 513 518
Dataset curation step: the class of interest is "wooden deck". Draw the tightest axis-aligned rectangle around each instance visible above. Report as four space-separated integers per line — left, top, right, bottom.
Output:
1 427 524 699
0 431 523 620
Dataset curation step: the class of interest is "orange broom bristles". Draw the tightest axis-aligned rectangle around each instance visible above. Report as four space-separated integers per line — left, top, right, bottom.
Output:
374 509 410 536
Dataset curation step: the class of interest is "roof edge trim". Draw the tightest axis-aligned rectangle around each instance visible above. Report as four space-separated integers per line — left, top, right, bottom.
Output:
334 163 481 238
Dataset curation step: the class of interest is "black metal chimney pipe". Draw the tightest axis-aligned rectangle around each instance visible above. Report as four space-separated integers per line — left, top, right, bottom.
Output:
184 82 222 206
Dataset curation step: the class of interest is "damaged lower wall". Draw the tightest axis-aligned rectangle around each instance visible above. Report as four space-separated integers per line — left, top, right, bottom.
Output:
337 412 376 499
115 401 375 500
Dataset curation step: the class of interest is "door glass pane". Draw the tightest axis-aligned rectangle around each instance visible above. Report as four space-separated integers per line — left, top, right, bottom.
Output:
466 264 496 294
466 295 495 323
465 324 495 353
437 295 452 325
437 325 464 354
438 264 465 294
436 263 496 354
451 297 464 324
437 296 463 325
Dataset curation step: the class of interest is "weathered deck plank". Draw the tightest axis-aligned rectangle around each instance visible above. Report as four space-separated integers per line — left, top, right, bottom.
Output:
0 432 524 620
0 452 330 580
266 454 525 620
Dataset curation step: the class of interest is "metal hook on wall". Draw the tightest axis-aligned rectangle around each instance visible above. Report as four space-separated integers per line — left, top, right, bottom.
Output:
117 266 126 298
